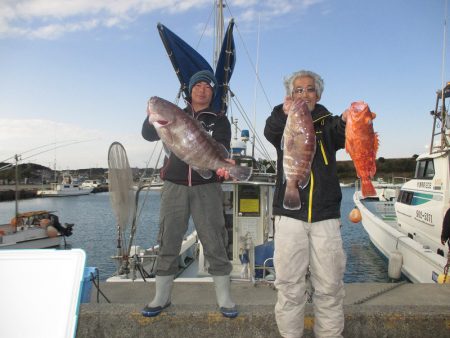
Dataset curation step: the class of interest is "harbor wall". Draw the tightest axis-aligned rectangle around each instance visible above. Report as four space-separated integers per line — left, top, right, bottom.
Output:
0 185 108 201
0 188 38 201
76 304 450 338
76 282 450 338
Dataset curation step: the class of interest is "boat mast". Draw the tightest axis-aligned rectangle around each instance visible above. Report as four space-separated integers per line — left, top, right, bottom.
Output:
440 0 449 149
430 0 450 153
213 0 225 69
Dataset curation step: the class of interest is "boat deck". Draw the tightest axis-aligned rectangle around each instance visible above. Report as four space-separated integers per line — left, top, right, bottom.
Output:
77 282 450 337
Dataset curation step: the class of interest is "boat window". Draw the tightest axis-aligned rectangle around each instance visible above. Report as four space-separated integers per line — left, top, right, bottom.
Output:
424 160 435 178
415 161 425 178
400 191 408 204
405 192 413 204
398 190 413 205
414 159 434 179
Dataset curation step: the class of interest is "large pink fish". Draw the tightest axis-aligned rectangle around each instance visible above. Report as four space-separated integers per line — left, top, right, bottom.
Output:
147 96 252 181
282 98 316 210
345 101 378 197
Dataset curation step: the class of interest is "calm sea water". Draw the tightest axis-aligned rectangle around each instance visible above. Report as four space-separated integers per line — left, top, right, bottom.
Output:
0 187 388 282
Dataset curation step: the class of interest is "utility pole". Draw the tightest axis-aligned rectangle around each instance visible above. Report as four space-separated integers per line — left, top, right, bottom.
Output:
14 154 20 217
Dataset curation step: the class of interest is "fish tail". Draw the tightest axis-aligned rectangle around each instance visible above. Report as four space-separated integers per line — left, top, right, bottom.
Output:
283 181 301 210
229 166 253 181
361 178 377 198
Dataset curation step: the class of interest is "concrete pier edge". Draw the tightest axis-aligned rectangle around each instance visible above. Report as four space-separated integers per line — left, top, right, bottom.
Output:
77 304 450 338
76 282 450 337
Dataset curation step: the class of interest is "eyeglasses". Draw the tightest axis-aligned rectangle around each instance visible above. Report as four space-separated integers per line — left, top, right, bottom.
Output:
293 87 316 95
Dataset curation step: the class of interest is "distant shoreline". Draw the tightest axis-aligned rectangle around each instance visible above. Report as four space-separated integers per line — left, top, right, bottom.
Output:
0 184 108 202
0 184 49 192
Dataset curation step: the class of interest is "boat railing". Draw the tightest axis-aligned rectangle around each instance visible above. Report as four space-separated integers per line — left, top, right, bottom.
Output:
354 177 404 202
391 176 408 186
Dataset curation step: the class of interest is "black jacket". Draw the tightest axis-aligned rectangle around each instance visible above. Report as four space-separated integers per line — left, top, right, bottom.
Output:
264 103 346 222
142 106 231 186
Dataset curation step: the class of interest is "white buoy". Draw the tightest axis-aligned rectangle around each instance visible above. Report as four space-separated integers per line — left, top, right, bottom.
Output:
388 250 403 280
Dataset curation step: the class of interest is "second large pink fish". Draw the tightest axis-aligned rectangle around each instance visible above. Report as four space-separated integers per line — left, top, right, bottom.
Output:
282 98 316 210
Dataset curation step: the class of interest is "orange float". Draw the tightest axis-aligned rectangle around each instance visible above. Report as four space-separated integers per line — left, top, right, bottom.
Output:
46 225 59 238
348 207 362 223
40 218 51 227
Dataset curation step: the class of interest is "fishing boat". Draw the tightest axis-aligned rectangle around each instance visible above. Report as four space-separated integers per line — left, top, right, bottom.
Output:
107 0 277 283
80 179 102 190
0 157 75 249
0 210 73 249
353 82 450 283
37 173 91 197
133 174 164 191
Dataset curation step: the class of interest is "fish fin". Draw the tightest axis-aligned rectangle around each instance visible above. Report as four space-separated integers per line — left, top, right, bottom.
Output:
162 143 171 158
371 112 377 120
283 181 301 210
298 175 310 189
374 132 379 154
218 143 230 159
192 167 213 179
345 136 354 155
229 166 252 181
361 178 377 198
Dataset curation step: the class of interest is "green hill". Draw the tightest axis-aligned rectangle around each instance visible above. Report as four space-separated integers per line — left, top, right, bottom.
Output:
260 156 417 184
337 156 417 184
0 156 418 185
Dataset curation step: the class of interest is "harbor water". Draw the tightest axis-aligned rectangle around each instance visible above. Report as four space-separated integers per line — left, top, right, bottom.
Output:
0 187 388 282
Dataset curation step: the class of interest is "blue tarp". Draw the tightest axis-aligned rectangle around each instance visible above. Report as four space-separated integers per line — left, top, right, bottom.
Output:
157 20 235 114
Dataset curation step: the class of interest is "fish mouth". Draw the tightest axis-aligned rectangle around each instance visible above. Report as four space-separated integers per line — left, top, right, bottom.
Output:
152 119 170 128
351 101 367 112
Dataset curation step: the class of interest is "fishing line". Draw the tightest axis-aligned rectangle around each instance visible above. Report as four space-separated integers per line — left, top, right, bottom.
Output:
0 139 97 172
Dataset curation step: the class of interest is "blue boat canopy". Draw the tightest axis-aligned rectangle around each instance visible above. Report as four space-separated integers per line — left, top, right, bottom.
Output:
157 20 235 114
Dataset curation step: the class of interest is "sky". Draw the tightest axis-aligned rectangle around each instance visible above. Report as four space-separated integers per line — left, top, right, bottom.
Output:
0 0 449 170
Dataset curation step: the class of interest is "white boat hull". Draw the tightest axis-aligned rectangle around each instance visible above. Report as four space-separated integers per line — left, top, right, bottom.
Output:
354 192 447 283
37 190 90 197
0 226 61 249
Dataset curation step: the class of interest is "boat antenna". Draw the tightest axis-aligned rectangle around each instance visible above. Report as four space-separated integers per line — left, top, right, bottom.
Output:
442 0 449 148
251 14 261 158
442 0 448 98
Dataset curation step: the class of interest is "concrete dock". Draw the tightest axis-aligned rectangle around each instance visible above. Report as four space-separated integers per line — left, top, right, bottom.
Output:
77 281 450 337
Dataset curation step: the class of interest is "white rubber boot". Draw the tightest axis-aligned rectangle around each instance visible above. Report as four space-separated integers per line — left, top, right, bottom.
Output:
213 275 238 318
141 275 174 317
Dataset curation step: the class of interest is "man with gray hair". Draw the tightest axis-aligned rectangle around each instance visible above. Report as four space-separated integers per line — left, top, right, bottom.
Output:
264 70 348 337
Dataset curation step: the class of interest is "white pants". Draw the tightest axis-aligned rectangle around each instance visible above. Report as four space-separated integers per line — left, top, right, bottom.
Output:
274 216 346 338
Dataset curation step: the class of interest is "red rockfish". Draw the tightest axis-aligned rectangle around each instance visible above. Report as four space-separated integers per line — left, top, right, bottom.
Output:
147 96 252 181
345 101 378 197
282 98 316 210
